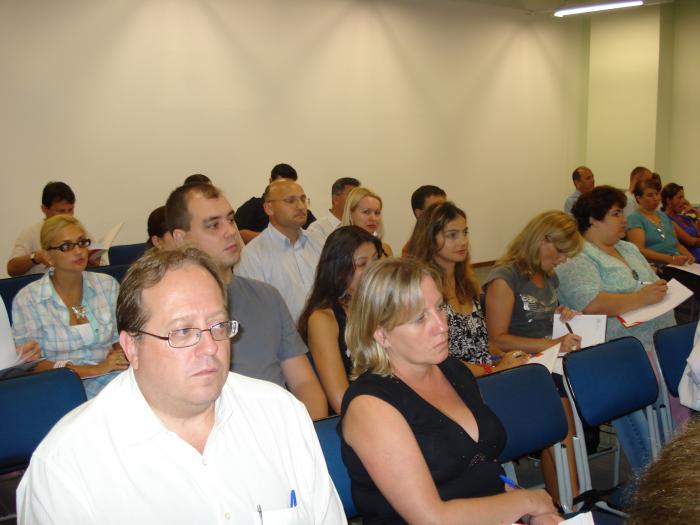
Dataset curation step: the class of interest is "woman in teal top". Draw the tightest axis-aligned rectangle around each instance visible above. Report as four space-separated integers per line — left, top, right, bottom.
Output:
626 178 695 266
556 186 686 474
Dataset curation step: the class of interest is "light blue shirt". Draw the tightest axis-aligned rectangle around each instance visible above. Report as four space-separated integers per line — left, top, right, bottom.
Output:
12 271 121 398
563 189 581 215
626 210 679 256
235 224 323 322
556 240 675 352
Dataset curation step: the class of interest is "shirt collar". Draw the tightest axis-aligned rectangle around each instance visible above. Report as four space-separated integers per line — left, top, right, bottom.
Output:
266 223 308 248
38 271 96 305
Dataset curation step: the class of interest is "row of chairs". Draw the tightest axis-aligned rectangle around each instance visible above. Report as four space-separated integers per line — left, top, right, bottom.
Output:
1 323 696 521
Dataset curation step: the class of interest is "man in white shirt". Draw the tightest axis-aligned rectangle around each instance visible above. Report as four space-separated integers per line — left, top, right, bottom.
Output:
17 247 344 524
563 166 595 214
307 177 360 243
624 166 652 216
166 182 327 419
236 179 323 322
7 182 76 277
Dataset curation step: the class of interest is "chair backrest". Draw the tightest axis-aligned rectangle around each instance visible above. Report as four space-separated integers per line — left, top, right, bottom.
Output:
0 368 87 474
0 274 42 324
88 263 131 284
314 416 357 518
108 243 146 266
563 336 659 427
654 321 698 397
477 363 568 463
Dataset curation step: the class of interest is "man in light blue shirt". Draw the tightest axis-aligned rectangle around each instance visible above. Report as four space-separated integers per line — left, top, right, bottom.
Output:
563 166 594 214
236 179 323 323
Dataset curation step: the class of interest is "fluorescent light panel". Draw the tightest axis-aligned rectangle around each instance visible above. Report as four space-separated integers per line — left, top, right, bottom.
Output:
554 1 644 17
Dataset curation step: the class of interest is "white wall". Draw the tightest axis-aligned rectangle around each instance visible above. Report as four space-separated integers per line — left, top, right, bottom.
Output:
0 0 593 277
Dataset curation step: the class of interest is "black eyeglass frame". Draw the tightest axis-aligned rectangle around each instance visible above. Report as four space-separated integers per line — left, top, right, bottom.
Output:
133 320 239 349
48 238 92 252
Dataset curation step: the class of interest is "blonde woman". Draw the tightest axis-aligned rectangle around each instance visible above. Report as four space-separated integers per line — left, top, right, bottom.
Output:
341 186 393 256
12 215 129 398
484 210 584 504
340 258 562 525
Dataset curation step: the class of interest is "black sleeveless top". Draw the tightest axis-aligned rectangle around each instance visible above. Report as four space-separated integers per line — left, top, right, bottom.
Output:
340 357 506 524
331 301 352 376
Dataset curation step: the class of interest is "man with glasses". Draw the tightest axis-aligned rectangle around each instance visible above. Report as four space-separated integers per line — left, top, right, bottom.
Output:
236 179 323 323
17 247 345 524
234 162 317 243
166 182 327 420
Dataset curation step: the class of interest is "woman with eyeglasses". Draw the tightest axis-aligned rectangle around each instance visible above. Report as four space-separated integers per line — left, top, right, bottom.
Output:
341 186 393 256
12 215 128 398
408 201 529 376
483 210 583 504
556 186 684 472
626 177 695 266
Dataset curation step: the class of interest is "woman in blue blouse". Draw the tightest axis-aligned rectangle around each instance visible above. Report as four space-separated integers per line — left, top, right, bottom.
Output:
556 186 686 473
12 215 129 398
626 178 695 266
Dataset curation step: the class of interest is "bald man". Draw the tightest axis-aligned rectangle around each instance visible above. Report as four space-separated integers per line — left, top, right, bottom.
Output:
563 166 595 214
235 179 323 322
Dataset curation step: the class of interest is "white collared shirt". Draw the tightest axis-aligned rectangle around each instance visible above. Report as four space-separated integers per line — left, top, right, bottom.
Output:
17 369 345 525
235 224 323 322
306 213 340 244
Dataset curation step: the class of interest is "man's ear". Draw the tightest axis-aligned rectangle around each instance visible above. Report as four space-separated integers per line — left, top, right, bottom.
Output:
41 204 49 217
263 201 274 218
120 331 140 370
172 228 186 243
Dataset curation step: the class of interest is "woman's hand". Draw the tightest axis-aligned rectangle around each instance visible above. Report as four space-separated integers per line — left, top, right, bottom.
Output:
16 340 42 363
556 333 582 353
671 254 692 266
495 351 529 371
555 305 579 322
531 513 565 525
99 346 130 373
523 489 562 523
638 280 668 305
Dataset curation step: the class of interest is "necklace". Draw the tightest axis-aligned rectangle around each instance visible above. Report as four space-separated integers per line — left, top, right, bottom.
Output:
71 305 88 320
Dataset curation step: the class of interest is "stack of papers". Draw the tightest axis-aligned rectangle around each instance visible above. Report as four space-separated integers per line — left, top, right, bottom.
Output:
617 279 693 328
552 314 607 349
668 262 700 277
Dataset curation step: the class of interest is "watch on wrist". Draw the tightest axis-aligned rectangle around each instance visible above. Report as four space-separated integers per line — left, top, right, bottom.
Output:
30 252 38 265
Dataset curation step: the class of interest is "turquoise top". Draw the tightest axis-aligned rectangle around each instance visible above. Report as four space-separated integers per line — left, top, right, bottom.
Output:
626 210 679 256
556 240 675 352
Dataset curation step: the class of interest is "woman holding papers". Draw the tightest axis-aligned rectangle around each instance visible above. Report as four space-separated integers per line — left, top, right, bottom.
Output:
298 226 382 414
661 182 700 261
626 178 695 266
556 185 682 473
483 210 584 504
340 258 562 525
12 215 129 398
408 201 529 376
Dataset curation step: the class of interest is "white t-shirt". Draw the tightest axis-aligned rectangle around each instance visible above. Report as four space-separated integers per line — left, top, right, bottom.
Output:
17 368 345 525
10 221 46 275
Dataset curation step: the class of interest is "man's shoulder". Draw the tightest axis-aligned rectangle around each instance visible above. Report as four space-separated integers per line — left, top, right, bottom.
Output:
229 275 281 300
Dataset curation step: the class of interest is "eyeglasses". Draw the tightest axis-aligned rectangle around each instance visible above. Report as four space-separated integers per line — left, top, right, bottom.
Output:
48 238 92 252
134 320 239 348
266 195 310 207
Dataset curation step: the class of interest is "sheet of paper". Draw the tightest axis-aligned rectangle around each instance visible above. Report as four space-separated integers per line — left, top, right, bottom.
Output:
511 511 593 525
617 278 693 328
668 262 700 277
528 343 560 373
552 314 607 349
89 222 123 265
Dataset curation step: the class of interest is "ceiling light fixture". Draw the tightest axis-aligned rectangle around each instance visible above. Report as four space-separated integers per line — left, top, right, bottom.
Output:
554 1 644 17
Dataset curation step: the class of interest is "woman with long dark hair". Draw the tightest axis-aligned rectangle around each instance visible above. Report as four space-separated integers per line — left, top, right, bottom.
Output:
298 225 382 413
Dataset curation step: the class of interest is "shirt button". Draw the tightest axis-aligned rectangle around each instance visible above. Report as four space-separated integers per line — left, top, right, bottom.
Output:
202 458 208 466
224 512 231 520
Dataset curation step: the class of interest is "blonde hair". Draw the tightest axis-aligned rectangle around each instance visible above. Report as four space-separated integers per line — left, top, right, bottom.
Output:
40 214 86 250
346 257 439 379
496 210 582 277
341 186 385 239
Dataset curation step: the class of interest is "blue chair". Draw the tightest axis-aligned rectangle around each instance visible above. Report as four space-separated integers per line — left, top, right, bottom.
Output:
314 415 357 519
563 337 661 516
0 273 42 324
89 263 131 284
478 363 572 512
108 243 146 266
0 368 87 475
654 321 698 398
